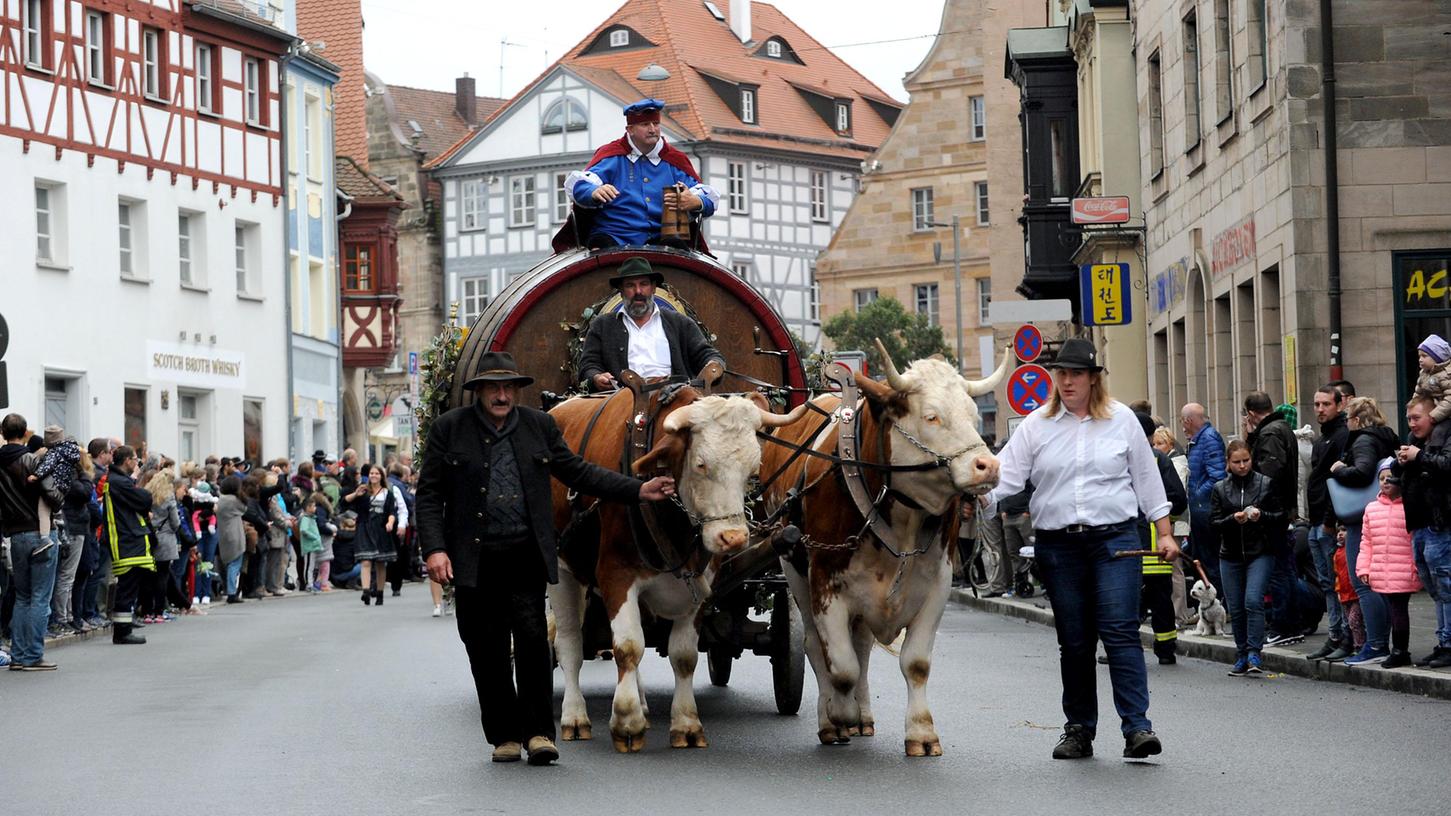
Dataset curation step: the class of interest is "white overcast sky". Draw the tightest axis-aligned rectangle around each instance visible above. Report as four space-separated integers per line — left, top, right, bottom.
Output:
359 0 947 102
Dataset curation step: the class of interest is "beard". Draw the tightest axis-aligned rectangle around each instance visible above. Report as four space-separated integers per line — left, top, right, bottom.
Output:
626 297 652 319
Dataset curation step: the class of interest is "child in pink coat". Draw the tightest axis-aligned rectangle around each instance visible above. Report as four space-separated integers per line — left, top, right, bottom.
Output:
1356 459 1422 668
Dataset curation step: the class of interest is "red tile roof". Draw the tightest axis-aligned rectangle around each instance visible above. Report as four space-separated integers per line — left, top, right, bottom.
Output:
335 155 405 202
376 82 506 161
297 0 369 167
429 0 900 168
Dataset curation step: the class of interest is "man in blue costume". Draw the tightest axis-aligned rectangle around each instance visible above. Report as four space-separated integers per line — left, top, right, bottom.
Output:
558 99 719 250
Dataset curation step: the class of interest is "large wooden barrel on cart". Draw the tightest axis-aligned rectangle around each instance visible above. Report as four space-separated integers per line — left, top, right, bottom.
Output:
450 246 806 410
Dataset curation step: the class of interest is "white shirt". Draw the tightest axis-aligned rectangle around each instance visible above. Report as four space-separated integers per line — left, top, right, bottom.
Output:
625 133 664 165
987 400 1171 530
619 307 672 378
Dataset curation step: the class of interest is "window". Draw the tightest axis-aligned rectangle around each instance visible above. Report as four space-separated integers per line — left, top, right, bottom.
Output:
915 283 940 326
554 172 570 223
969 95 985 140
809 170 828 222
911 187 934 231
809 278 821 323
835 102 849 133
343 243 373 292
977 278 992 323
853 288 878 312
541 98 587 134
1246 0 1268 92
22 0 47 69
305 94 323 177
509 175 536 227
118 203 134 275
766 40 781 58
975 181 989 225
86 11 108 84
35 185 53 261
1183 12 1202 150
236 223 258 294
124 387 147 448
142 28 163 99
740 88 756 124
178 393 200 463
1049 119 1071 198
196 44 214 112
178 213 194 284
731 259 751 280
244 58 261 125
609 29 629 47
1147 50 1165 178
1213 0 1234 123
460 179 485 231
727 161 747 213
44 376 69 429
461 278 489 325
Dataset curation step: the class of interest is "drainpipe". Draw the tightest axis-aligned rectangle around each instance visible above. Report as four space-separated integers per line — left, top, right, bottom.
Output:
280 53 296 464
1320 0 1343 381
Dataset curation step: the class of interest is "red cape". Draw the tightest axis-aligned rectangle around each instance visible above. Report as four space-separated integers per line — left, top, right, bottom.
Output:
551 136 711 254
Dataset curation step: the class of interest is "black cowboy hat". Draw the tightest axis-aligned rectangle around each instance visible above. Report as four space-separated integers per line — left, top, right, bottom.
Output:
461 351 535 388
1046 337 1104 372
607 257 665 289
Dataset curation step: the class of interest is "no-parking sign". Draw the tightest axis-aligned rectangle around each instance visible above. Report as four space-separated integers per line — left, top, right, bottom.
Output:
1006 364 1052 416
1013 324 1043 362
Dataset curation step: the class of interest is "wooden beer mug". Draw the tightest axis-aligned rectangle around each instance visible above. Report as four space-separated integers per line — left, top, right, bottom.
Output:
660 181 691 242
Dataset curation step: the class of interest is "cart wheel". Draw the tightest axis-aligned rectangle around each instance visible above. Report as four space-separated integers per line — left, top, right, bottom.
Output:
707 646 733 687
770 591 805 715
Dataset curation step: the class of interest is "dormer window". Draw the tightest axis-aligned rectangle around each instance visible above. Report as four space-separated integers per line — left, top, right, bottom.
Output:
835 102 850 133
583 25 655 54
741 89 755 124
609 29 629 47
753 36 805 64
766 40 781 58
541 97 588 134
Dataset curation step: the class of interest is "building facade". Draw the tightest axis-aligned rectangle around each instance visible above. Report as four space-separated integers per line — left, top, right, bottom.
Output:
427 0 900 346
1134 0 1451 432
1 0 291 463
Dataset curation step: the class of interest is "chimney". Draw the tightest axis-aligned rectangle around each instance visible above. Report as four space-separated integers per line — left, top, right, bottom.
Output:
456 73 477 123
729 0 751 44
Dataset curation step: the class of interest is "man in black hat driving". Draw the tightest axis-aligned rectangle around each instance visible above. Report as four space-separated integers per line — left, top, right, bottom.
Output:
576 257 724 391
415 351 675 766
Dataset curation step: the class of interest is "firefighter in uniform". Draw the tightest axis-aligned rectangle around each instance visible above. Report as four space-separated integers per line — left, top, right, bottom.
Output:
103 445 154 645
1137 413 1188 664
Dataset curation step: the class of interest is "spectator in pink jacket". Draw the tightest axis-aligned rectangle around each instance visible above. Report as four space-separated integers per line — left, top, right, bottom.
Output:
1356 459 1422 669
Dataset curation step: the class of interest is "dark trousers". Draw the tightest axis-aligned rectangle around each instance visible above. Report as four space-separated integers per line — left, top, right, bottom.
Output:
1143 572 1177 658
1188 509 1223 598
111 569 144 621
454 543 554 746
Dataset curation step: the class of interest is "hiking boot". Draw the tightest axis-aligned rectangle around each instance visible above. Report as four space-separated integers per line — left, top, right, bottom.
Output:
1324 643 1354 662
526 736 559 766
1382 649 1412 669
1228 656 1249 677
1414 646 1447 667
1430 650 1451 669
1343 645 1390 666
1052 725 1093 759
1123 730 1162 759
1306 638 1342 661
491 742 522 763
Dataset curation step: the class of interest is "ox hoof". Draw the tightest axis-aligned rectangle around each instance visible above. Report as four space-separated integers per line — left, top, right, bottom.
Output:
669 728 709 749
858 722 876 737
561 722 592 741
905 739 944 757
612 733 646 753
818 728 851 745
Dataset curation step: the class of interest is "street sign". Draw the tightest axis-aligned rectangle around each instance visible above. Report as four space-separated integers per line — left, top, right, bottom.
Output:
987 299 1073 325
1079 263 1132 326
1070 196 1131 225
1013 324 1043 363
1006 363 1052 416
408 351 419 377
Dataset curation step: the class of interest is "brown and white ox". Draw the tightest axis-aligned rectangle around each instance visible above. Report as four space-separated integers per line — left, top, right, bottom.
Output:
548 388 804 753
760 346 1010 756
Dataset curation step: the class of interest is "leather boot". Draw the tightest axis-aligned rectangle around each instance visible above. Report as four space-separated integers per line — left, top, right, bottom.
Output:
373 589 384 606
112 623 147 645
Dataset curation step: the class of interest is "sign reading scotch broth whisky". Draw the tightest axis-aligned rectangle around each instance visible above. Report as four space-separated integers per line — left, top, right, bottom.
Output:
146 340 247 390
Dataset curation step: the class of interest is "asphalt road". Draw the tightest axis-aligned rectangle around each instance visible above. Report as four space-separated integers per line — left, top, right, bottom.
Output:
5 589 1450 816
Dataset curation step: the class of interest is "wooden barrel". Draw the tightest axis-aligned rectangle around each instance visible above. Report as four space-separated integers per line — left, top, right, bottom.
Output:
450 246 806 410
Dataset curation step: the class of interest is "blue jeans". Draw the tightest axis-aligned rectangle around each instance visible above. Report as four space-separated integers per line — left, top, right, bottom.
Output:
1307 526 1347 642
224 556 243 596
1035 522 1150 738
1344 524 1389 651
1221 554 1275 656
9 531 60 665
1413 527 1451 648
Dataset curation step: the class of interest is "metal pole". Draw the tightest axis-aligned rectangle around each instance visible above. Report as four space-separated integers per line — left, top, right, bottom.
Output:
952 214 964 371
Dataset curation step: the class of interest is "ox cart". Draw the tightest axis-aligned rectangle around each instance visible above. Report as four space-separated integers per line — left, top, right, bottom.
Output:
448 245 809 718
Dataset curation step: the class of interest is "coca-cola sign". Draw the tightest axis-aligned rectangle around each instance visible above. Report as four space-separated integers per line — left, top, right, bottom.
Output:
1070 196 1131 225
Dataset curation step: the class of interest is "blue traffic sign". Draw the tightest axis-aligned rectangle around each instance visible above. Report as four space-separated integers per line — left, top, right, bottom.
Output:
1007 364 1052 416
1013 324 1043 362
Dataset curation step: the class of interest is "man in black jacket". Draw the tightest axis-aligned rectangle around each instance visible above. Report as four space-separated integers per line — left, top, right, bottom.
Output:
416 352 674 766
1397 398 1451 667
1244 391 1302 644
576 257 724 391
1306 386 1352 660
101 445 153 645
1 413 60 670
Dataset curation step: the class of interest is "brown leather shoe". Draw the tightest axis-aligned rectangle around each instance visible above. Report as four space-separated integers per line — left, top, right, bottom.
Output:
491 742 522 763
526 736 559 766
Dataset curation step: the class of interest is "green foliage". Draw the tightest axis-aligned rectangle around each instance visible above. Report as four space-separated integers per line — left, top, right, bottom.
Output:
414 308 464 470
821 296 953 374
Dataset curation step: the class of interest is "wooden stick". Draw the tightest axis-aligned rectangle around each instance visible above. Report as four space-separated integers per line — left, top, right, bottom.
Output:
1192 559 1210 586
1111 549 1163 559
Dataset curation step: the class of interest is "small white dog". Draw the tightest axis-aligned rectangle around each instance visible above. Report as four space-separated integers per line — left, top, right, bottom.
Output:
1191 579 1228 636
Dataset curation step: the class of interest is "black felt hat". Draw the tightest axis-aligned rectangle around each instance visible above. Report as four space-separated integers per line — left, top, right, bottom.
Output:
461 351 535 388
1046 337 1104 372
607 257 665 289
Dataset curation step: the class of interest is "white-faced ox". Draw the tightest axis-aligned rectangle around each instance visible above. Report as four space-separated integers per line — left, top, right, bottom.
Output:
760 344 1010 755
548 391 804 752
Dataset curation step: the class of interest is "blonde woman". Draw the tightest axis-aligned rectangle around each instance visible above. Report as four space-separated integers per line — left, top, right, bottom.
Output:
144 472 182 623
1331 396 1400 665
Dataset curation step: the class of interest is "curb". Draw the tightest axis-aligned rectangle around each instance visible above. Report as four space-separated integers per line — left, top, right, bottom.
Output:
950 588 1451 702
32 589 323 653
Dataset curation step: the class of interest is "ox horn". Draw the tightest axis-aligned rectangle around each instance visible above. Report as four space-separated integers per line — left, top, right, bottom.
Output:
965 347 1013 397
872 338 909 392
757 401 811 428
663 404 695 433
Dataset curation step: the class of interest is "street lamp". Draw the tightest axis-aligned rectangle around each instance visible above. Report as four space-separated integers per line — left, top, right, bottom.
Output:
925 216 964 371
